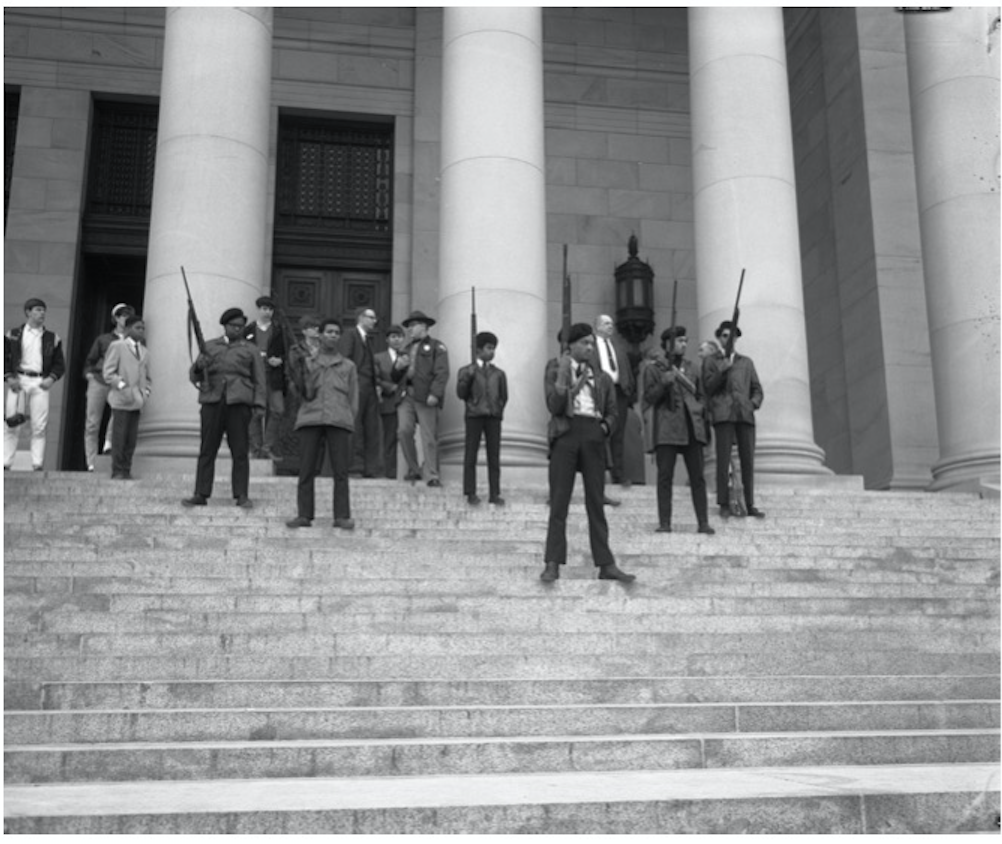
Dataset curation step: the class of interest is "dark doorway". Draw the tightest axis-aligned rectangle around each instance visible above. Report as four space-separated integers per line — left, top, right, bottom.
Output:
61 253 146 470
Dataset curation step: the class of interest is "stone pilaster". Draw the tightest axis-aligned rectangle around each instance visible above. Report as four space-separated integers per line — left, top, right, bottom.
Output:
436 7 549 468
904 8 1001 491
689 7 830 476
140 7 274 457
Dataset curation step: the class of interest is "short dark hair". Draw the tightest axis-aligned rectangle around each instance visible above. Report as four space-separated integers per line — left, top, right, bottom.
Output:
124 314 144 328
320 317 342 333
298 315 321 330
476 331 498 349
24 298 46 312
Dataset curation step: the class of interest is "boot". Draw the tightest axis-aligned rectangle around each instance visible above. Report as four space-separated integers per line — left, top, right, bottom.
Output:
598 564 636 583
540 561 560 582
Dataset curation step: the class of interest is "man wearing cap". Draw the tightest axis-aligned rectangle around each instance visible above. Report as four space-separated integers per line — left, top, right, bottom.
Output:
641 326 714 535
702 320 765 519
243 296 288 459
82 302 135 471
541 322 635 584
392 310 449 486
3 298 66 471
182 307 266 509
374 324 407 479
339 305 383 477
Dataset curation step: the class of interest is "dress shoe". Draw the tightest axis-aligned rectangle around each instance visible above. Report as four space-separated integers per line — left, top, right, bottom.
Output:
489 496 505 506
603 496 621 507
718 505 731 519
697 523 716 535
286 517 312 528
427 479 442 488
334 518 355 530
182 495 208 507
655 524 672 533
235 496 253 509
540 561 560 582
467 494 481 505
404 472 421 483
747 507 766 518
598 564 636 583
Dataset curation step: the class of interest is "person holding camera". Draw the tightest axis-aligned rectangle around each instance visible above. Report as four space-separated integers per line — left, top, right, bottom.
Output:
4 298 66 471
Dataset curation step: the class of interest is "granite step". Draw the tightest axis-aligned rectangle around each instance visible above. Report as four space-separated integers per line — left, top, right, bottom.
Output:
4 763 997 834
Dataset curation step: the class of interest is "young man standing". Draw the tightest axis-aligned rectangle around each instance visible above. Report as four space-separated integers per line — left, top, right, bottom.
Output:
641 326 714 535
243 296 287 459
182 308 266 509
102 315 151 480
82 302 135 471
3 298 66 471
702 320 765 519
541 323 635 584
285 317 358 530
456 331 508 506
392 310 449 487
374 324 407 479
339 305 382 477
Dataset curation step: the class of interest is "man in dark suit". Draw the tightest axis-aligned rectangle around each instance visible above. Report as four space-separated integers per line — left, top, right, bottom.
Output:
374 323 407 479
541 322 635 584
593 313 635 487
243 296 287 459
339 305 383 477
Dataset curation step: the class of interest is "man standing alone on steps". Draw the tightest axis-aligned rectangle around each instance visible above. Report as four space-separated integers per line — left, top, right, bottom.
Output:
541 323 635 584
285 317 358 531
340 305 382 478
182 308 266 510
3 298 66 472
702 320 765 520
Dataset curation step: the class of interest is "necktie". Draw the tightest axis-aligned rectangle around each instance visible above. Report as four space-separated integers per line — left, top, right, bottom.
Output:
606 339 617 373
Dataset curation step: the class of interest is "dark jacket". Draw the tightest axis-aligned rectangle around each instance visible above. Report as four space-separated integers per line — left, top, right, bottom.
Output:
391 336 450 404
544 354 616 451
4 325 66 382
456 361 508 418
243 321 288 393
339 326 379 390
595 334 636 403
292 352 358 432
702 351 763 425
189 336 266 408
84 330 124 384
641 355 708 450
375 349 405 415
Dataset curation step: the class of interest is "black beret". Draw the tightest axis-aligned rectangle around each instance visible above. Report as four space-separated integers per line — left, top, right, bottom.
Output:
715 320 742 339
255 296 275 309
661 325 686 345
567 322 593 346
220 307 247 326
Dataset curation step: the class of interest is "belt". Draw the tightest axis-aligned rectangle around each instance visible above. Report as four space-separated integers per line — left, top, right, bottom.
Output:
18 369 42 377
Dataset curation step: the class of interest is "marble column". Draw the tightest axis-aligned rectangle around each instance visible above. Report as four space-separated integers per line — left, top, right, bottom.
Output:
904 8 1000 491
140 7 274 457
436 7 549 468
689 7 830 476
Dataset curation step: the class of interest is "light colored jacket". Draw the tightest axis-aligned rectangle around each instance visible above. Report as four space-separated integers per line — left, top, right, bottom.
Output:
103 338 151 411
294 351 359 432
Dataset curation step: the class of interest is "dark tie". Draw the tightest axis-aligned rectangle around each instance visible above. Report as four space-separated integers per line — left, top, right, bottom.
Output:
606 339 617 373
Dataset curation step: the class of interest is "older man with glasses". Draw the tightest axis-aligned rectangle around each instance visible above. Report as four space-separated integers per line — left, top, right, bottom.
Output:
339 305 383 478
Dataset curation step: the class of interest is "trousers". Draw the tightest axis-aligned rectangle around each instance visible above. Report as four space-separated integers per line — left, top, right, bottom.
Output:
194 402 252 499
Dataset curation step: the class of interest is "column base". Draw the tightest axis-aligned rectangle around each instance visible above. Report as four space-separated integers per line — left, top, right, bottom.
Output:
439 429 550 469
928 450 1001 494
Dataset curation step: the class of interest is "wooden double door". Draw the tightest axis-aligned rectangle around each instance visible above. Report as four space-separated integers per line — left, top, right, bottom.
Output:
272 267 390 342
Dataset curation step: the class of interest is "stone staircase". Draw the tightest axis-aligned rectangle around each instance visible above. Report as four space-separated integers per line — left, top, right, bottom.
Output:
4 469 1000 833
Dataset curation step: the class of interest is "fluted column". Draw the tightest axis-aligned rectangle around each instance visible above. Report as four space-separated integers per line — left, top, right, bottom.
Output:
435 7 550 469
904 8 1000 491
140 7 273 457
689 7 829 476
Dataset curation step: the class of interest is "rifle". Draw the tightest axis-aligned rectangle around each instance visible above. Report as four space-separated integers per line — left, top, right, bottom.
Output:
181 266 209 390
666 278 696 395
723 268 746 360
268 288 310 393
561 244 572 353
470 286 478 364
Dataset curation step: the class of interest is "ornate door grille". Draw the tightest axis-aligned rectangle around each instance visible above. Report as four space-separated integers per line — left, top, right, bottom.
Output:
276 119 392 232
86 102 158 218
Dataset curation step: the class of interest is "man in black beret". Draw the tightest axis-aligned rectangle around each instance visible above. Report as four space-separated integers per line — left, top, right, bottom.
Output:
541 322 635 584
182 307 266 509
702 320 765 519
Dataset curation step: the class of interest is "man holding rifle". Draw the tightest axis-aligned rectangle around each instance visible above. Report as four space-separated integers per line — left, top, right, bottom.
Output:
702 319 765 520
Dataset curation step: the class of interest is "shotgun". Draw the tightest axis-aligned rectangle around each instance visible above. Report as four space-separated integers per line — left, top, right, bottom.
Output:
561 244 572 353
667 278 696 395
181 266 209 391
724 268 746 360
470 286 478 364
